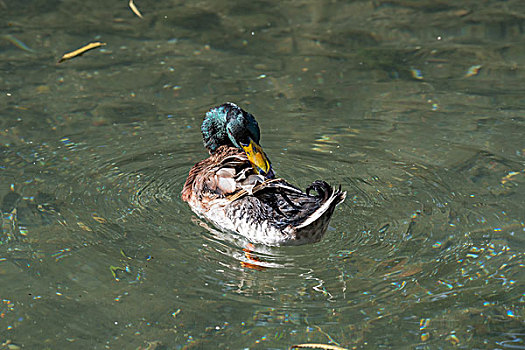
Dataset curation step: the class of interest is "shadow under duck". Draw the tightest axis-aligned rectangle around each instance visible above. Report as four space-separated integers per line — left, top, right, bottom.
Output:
182 103 345 246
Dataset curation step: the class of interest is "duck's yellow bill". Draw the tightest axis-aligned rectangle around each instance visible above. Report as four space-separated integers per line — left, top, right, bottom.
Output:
241 139 273 178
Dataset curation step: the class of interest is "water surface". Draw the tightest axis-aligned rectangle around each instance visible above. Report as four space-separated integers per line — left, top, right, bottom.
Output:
1 0 524 348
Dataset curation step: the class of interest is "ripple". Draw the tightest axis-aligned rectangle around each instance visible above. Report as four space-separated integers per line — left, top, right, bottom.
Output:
1 107 523 349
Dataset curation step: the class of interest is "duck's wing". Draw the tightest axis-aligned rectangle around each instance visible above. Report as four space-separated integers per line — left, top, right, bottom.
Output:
230 178 346 238
181 146 263 209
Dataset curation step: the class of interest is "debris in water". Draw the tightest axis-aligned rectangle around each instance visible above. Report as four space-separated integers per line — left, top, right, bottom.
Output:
129 0 143 19
58 41 106 63
291 344 348 350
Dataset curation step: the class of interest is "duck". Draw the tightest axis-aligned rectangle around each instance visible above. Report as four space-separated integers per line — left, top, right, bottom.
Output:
182 102 346 246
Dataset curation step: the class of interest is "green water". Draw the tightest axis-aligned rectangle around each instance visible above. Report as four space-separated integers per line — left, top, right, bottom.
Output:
1 0 524 349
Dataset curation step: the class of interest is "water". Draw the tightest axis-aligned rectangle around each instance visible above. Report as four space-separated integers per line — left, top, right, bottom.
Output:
1 0 524 348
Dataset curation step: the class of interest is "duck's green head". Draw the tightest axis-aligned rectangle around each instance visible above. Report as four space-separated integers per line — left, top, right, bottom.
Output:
202 102 274 178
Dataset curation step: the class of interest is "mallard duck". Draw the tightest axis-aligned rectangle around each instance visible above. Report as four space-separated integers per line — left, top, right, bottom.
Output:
182 102 346 246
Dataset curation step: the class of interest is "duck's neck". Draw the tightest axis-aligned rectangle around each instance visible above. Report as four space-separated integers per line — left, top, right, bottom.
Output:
202 117 234 153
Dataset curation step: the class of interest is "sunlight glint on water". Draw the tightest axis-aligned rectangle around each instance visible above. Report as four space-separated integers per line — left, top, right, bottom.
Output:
0 0 524 348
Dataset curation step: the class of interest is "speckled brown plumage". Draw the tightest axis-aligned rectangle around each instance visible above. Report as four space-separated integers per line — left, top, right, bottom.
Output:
182 145 346 245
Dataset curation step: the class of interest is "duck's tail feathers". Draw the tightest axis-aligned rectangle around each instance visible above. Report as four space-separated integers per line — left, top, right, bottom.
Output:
296 181 346 230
